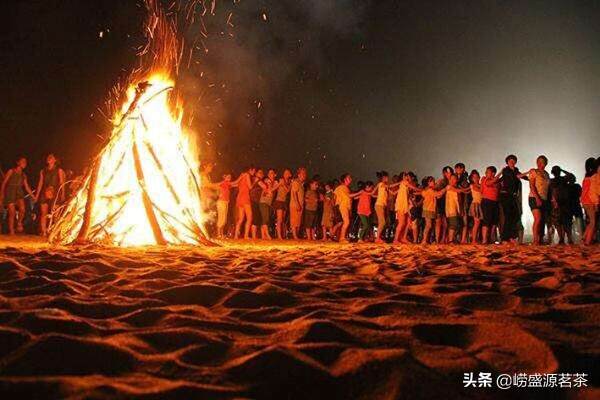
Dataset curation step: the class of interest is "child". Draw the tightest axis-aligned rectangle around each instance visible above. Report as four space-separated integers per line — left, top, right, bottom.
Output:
216 173 237 239
582 158 598 245
289 167 307 240
373 171 389 243
234 166 256 239
321 182 335 241
304 180 320 240
406 174 423 243
250 169 265 239
468 170 483 244
273 169 292 240
392 172 419 244
333 173 353 243
357 181 374 242
521 155 551 245
445 174 470 243
455 163 471 243
435 166 454 244
418 176 449 244
481 166 500 244
258 169 279 240
549 166 575 244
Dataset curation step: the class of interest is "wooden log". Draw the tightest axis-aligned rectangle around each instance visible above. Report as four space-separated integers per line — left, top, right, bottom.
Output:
74 159 101 244
132 135 167 245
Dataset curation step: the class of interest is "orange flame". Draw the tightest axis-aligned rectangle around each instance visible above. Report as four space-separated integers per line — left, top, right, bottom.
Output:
49 1 211 246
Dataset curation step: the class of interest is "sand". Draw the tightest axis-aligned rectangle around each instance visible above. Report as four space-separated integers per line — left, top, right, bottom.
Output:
0 236 598 399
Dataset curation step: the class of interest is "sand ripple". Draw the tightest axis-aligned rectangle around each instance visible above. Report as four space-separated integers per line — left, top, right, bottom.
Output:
0 240 598 399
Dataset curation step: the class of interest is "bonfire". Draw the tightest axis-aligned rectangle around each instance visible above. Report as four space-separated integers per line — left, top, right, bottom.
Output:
49 0 212 246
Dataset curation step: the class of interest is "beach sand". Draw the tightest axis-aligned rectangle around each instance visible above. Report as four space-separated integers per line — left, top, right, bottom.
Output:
0 237 598 399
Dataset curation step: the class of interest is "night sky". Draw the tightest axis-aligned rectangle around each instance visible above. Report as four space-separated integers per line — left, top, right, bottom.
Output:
1 0 599 182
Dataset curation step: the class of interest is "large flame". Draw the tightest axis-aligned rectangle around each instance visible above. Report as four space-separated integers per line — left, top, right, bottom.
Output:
48 0 214 246
49 72 208 246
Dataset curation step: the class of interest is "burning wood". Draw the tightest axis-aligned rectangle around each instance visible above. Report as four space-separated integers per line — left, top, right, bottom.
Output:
49 1 213 247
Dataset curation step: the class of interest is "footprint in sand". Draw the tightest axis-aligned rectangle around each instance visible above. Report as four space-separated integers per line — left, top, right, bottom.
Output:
411 322 558 374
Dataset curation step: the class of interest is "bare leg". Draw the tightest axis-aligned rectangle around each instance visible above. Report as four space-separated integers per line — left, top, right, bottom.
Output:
339 210 350 242
40 203 49 236
261 225 271 240
7 204 16 235
276 209 284 239
532 209 542 245
421 219 433 244
471 219 481 244
482 226 489 244
244 205 252 239
15 200 25 233
461 215 469 243
447 228 456 244
234 206 245 239
435 216 442 243
393 214 406 243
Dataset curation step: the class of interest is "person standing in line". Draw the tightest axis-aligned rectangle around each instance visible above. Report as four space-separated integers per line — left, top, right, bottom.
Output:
373 171 390 243
234 166 256 239
468 170 484 243
216 173 237 239
480 166 501 244
499 155 521 243
392 172 420 244
273 169 292 240
445 173 470 243
249 169 265 239
320 182 335 241
454 163 471 243
356 181 374 242
303 179 320 240
549 166 575 244
333 173 353 243
582 158 599 245
521 155 551 245
435 166 453 243
289 167 307 240
258 169 278 240
35 153 66 237
419 177 441 244
0 157 35 235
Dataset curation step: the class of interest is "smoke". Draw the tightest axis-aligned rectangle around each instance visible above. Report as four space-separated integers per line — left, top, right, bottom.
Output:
176 0 372 173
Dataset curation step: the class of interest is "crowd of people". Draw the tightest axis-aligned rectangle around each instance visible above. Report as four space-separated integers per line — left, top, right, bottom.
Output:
199 154 600 246
1 153 599 246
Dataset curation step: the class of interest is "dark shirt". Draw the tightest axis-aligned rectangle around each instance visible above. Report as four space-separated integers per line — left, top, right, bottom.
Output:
500 166 521 196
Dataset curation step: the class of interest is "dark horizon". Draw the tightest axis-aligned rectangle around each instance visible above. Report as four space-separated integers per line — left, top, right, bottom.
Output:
1 0 599 181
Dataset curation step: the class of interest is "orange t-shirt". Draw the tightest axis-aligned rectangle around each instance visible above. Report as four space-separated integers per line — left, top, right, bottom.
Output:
357 192 372 216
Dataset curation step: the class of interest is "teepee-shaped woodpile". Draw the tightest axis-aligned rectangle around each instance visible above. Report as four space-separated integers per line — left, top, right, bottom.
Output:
49 0 212 246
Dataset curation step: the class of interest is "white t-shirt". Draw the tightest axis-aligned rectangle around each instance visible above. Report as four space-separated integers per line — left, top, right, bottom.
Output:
445 189 461 217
